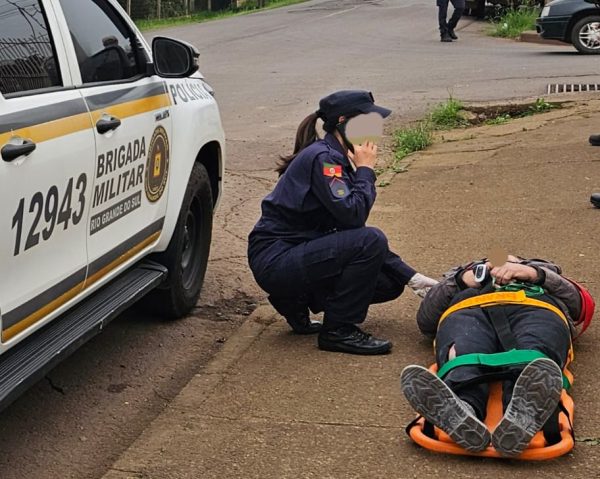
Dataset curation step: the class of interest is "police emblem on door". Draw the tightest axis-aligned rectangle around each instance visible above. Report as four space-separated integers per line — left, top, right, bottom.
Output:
145 126 170 202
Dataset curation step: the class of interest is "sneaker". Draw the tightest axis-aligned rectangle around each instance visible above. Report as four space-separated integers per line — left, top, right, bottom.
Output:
401 365 491 452
591 193 600 208
491 358 563 457
589 134 600 146
318 325 391 355
448 29 458 40
440 33 453 42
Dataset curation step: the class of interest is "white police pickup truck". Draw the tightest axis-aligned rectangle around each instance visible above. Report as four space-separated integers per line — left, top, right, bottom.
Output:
0 0 224 410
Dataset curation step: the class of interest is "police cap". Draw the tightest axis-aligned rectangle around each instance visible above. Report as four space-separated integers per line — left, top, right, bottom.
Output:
317 90 392 122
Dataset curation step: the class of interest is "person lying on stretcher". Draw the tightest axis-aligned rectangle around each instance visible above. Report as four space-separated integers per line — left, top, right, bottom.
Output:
400 255 587 457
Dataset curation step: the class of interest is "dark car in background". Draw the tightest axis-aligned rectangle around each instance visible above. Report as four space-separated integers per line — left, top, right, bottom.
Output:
537 0 600 53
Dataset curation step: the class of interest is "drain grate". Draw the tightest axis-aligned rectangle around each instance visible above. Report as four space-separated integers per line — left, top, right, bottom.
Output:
547 83 600 94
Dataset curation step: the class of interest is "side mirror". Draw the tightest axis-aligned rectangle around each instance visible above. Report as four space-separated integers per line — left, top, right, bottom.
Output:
151 36 199 78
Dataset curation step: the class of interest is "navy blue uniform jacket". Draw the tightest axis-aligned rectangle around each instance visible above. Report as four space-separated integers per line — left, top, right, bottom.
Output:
248 133 377 273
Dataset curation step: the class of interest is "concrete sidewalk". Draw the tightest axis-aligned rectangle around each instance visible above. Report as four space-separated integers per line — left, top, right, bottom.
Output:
103 99 600 479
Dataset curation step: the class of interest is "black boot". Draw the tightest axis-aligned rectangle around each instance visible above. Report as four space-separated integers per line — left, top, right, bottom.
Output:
590 193 600 208
440 32 453 42
448 29 458 39
285 311 322 335
318 325 391 355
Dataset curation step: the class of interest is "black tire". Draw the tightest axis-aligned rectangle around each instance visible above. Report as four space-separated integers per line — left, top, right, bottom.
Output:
571 16 600 54
145 162 213 318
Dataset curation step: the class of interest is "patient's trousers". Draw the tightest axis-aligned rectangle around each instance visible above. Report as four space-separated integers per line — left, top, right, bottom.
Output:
435 300 571 420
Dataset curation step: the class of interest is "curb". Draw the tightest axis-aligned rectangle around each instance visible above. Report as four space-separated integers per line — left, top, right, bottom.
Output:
101 303 277 479
519 30 568 46
201 303 276 376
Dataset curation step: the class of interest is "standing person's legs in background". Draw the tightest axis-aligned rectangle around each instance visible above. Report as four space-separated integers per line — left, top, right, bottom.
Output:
437 0 453 42
447 0 466 39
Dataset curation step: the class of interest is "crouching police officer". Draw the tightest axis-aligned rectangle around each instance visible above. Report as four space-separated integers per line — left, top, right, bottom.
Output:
248 90 437 355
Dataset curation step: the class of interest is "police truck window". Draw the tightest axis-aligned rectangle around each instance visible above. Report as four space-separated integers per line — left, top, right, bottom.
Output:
0 0 62 95
58 0 140 83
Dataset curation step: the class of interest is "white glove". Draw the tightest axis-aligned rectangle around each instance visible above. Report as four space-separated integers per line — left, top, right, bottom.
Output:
408 273 439 299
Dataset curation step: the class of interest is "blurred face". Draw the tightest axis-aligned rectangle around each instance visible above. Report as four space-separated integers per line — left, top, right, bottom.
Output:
488 246 508 268
344 112 384 146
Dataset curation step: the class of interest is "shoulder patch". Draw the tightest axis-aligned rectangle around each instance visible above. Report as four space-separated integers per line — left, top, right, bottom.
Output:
323 162 342 178
329 178 349 198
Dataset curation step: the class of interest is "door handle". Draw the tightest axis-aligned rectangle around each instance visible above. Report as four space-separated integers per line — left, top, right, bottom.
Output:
96 116 122 134
1 140 36 162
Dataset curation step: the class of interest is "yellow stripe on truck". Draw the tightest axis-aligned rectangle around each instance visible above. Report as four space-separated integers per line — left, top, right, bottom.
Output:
0 112 92 146
2 231 161 342
2 283 85 343
83 231 160 289
89 94 171 124
0 93 171 146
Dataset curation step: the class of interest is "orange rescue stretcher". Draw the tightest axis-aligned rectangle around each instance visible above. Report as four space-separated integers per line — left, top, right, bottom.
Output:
406 283 595 460
406 362 575 460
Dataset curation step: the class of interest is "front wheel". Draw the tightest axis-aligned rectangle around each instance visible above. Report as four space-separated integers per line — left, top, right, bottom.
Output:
145 162 213 318
571 16 600 54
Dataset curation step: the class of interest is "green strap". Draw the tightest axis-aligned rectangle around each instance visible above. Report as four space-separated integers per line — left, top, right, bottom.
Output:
436 349 571 390
496 282 545 297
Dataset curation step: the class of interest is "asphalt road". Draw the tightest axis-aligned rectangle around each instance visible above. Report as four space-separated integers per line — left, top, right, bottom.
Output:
152 0 599 171
0 1 598 478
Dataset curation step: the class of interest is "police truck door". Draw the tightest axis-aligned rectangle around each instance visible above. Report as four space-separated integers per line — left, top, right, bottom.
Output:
56 0 171 288
0 0 95 345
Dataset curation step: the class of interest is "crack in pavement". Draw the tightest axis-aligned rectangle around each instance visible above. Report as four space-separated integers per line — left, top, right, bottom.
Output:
108 467 143 476
45 376 65 395
423 145 510 154
227 170 275 187
194 412 404 430
152 388 170 402
217 228 247 243
227 166 273 173
425 110 595 152
220 196 265 242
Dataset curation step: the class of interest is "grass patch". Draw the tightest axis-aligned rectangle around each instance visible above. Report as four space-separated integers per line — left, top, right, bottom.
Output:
488 5 540 38
388 97 556 174
390 98 464 171
392 122 433 170
136 0 308 30
484 113 511 125
429 98 469 129
526 97 554 114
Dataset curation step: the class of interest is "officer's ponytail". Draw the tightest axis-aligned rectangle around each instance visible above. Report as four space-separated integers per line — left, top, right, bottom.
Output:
276 112 320 176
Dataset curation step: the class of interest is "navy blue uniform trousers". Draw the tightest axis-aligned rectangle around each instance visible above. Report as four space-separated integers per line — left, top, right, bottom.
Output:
252 226 416 327
435 298 571 420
